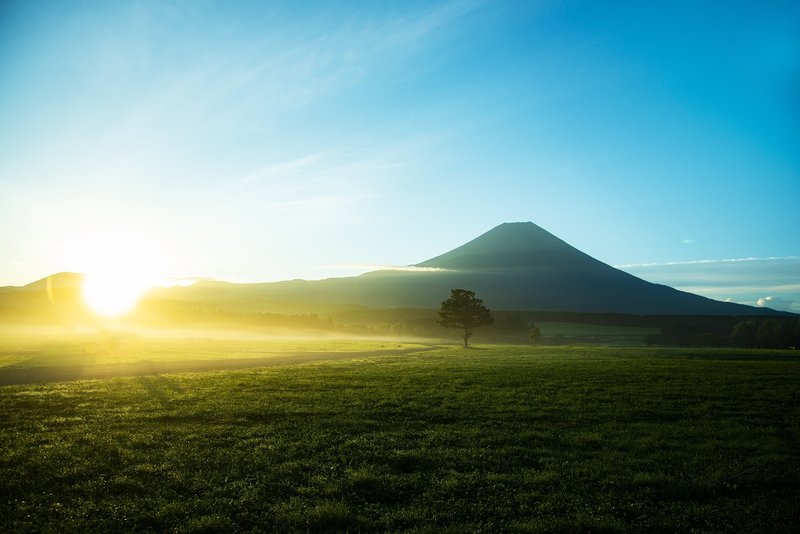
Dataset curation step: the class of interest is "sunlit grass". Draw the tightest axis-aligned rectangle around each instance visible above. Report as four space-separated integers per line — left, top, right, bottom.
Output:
0 329 424 369
1 344 798 531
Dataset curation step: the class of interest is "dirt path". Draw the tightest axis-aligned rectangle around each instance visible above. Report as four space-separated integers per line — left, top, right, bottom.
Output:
0 345 441 386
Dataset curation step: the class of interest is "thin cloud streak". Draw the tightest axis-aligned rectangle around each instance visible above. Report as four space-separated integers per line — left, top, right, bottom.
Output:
675 284 800 294
147 0 488 129
223 147 404 227
236 153 328 190
616 256 800 269
324 264 451 273
620 256 800 312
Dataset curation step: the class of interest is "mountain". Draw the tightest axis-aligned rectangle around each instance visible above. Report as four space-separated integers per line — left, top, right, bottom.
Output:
0 272 84 292
7 272 85 291
0 224 788 317
164 222 786 316
0 272 88 323
416 221 597 271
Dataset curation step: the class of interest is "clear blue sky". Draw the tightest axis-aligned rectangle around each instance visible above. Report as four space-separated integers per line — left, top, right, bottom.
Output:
1 1 798 311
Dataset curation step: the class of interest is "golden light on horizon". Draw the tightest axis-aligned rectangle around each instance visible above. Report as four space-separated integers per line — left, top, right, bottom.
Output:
62 228 165 318
83 272 149 317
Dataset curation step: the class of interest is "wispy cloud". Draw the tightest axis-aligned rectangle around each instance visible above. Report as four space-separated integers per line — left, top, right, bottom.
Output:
223 147 400 227
156 276 215 288
620 256 800 312
680 284 800 294
381 0 487 49
236 153 327 190
615 256 800 269
324 264 451 273
128 0 488 130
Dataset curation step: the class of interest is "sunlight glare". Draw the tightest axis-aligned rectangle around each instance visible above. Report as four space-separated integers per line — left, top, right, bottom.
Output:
83 272 151 317
66 229 164 317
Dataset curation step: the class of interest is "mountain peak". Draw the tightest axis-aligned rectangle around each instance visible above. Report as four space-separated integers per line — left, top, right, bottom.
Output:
415 222 594 271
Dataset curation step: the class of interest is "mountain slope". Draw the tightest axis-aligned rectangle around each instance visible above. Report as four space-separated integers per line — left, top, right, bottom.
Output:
171 222 784 315
0 272 88 323
416 221 599 271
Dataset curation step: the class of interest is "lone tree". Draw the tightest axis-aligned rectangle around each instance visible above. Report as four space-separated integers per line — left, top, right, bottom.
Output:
528 323 542 345
438 289 494 348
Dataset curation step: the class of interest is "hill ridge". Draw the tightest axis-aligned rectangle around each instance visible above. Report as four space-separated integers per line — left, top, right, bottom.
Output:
192 222 785 316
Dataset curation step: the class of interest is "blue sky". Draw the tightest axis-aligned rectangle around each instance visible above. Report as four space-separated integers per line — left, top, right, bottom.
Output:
1 0 798 311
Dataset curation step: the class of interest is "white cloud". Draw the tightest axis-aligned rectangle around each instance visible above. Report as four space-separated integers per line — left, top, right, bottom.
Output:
756 295 795 309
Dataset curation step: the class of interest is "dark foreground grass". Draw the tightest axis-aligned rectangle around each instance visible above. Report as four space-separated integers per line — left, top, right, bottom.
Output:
1 345 799 532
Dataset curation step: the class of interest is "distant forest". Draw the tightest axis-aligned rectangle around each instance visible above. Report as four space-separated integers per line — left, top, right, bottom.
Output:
2 290 797 349
130 301 800 349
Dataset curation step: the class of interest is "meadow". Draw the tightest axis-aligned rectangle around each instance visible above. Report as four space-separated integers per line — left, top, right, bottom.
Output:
1 337 798 532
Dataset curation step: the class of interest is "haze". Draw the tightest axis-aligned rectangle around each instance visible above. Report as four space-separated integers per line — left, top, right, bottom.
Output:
1 1 798 312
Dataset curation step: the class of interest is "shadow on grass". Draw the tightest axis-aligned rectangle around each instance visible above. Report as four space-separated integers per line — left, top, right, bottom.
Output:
136 374 184 408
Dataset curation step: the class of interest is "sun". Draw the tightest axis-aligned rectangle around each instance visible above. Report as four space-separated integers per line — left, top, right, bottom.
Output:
83 271 151 317
65 229 163 317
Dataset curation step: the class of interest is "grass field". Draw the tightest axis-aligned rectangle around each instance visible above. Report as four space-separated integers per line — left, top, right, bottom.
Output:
1 338 799 532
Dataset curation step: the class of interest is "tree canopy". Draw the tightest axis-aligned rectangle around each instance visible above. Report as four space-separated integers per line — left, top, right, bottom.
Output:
438 289 494 348
528 323 542 345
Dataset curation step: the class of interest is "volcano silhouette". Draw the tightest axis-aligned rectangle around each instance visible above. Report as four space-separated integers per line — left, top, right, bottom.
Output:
416 221 612 272
184 222 781 315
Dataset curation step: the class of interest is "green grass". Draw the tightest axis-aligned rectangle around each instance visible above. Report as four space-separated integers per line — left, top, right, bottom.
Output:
0 329 423 369
537 321 659 338
1 343 799 532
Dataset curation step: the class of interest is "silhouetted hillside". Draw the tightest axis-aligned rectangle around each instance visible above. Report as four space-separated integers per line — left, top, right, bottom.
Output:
168 222 785 316
0 272 88 324
0 224 791 322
